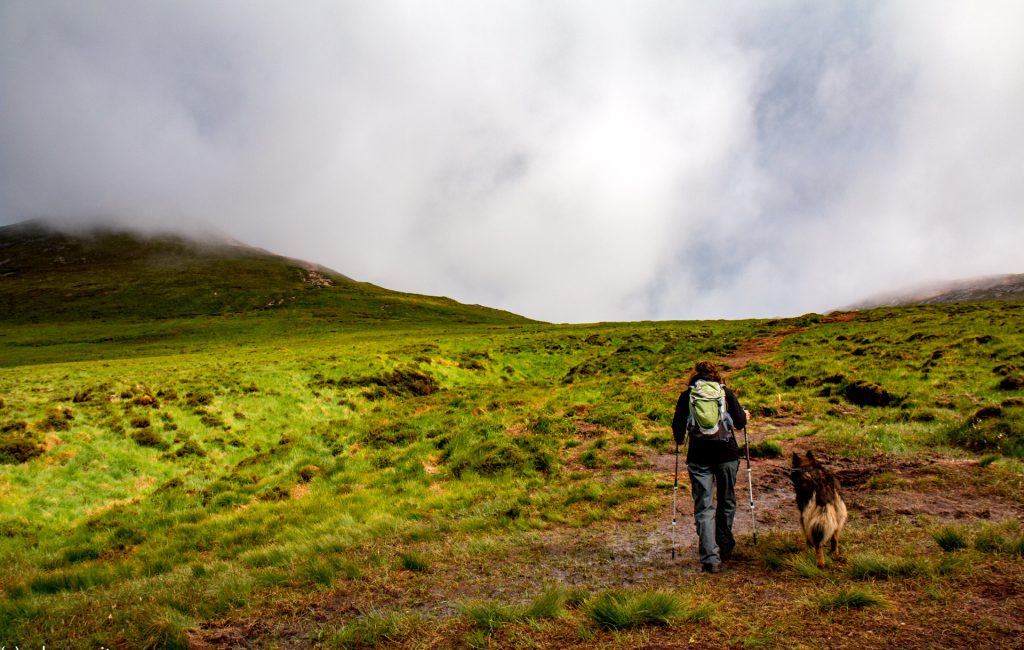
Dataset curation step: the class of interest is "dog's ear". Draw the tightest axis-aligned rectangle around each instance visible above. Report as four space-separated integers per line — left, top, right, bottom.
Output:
805 450 816 461
792 451 802 466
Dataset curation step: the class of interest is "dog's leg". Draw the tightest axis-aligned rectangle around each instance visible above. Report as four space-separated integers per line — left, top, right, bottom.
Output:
815 544 825 569
830 534 840 559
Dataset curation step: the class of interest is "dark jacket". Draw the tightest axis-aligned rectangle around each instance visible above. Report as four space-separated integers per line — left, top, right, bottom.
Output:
671 376 747 466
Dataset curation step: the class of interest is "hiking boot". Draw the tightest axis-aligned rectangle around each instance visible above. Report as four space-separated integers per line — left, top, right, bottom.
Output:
720 547 734 561
701 562 722 574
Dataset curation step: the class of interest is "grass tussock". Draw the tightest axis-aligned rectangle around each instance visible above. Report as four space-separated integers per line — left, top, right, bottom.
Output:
332 611 420 649
815 587 887 611
398 551 429 572
789 553 828 578
759 536 803 570
460 586 567 635
933 527 969 551
748 439 783 458
974 520 1024 555
584 589 707 630
847 553 931 580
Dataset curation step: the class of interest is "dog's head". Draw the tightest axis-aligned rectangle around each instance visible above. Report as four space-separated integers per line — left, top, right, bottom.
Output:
790 450 825 492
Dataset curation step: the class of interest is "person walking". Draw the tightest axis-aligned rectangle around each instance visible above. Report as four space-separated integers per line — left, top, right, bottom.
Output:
672 360 748 573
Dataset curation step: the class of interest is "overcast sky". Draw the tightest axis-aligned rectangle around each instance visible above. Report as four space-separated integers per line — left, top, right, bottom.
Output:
1 1 1022 322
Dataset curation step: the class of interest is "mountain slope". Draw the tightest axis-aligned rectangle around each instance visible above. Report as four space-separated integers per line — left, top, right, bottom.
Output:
845 273 1024 310
0 220 531 325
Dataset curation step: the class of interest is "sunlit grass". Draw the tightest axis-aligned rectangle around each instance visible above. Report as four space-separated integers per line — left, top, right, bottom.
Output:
0 300 1021 645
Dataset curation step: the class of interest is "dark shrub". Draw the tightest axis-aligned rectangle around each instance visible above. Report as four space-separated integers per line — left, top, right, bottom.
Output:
199 412 226 428
363 423 418 447
134 394 158 407
842 380 899 407
997 375 1024 390
0 433 44 464
298 465 321 482
38 407 74 432
258 486 289 501
173 438 206 458
974 406 1002 420
377 367 439 397
131 428 167 450
185 391 213 407
111 526 146 548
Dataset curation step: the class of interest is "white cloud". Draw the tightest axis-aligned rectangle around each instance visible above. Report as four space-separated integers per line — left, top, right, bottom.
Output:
1 1 1022 322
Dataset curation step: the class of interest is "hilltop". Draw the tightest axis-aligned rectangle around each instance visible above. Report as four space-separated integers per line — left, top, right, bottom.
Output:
0 219 530 325
845 273 1024 310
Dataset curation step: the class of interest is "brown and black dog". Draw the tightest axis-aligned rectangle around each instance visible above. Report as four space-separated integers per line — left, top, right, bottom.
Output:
790 451 848 569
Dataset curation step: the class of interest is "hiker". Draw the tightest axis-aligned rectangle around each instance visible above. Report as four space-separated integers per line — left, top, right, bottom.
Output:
671 360 748 573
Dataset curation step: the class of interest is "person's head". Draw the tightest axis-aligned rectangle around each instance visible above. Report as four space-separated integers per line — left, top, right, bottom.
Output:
688 360 723 385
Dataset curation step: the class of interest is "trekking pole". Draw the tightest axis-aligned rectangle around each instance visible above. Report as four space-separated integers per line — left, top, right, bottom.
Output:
742 426 758 544
671 442 679 559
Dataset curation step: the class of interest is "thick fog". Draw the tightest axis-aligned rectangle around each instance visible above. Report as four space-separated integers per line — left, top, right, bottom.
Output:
2 1 1022 322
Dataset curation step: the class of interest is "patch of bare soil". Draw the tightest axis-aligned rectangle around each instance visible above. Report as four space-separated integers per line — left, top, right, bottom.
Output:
660 330 802 396
719 328 806 375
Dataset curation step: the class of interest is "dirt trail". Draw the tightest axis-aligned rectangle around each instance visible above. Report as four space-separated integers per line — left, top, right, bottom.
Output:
661 328 802 397
718 328 804 374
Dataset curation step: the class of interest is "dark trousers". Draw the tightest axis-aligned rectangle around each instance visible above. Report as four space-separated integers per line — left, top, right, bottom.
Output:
687 460 739 565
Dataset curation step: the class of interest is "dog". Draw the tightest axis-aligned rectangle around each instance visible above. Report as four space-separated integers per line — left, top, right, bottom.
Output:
790 451 848 569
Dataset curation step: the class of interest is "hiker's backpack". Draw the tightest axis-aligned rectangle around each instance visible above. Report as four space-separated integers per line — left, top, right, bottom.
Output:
686 380 734 441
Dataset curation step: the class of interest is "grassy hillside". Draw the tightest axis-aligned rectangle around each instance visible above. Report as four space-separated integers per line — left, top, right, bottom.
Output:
1 299 1022 648
0 220 529 326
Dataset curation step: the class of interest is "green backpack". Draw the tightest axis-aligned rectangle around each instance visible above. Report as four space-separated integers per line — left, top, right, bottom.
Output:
687 380 734 441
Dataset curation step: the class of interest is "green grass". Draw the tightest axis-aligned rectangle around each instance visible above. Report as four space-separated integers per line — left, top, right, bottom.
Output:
847 553 932 580
398 551 429 572
748 439 783 458
789 553 828 578
815 587 887 611
584 589 707 630
973 520 1024 555
933 527 969 552
331 610 420 649
460 586 567 635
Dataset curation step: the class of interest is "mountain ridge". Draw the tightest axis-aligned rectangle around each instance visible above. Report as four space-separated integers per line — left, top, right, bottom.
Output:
843 273 1024 310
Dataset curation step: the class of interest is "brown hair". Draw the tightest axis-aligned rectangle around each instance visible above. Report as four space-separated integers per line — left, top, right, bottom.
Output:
687 360 723 385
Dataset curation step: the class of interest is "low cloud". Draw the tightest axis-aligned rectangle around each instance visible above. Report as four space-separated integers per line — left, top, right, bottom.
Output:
2 1 1022 322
